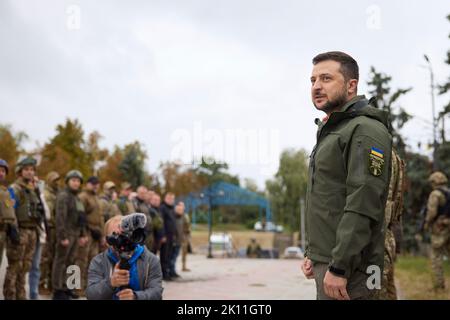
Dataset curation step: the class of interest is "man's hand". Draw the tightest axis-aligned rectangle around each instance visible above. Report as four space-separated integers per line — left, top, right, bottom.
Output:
301 257 314 279
323 271 350 300
61 239 70 247
160 236 167 244
116 289 135 300
110 263 130 288
78 236 88 247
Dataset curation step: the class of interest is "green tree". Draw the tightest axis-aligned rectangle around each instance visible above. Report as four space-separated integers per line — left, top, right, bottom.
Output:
98 146 125 187
367 67 412 157
119 141 148 189
39 119 92 179
435 14 450 173
438 14 450 142
193 156 240 186
265 149 309 232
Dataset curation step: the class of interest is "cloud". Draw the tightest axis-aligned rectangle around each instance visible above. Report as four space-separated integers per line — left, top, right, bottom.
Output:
1 0 449 188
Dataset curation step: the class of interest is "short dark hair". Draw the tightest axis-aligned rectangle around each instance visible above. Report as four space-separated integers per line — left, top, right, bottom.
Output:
312 51 359 81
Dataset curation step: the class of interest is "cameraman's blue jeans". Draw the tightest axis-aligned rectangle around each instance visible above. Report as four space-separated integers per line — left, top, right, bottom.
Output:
169 244 181 276
29 239 42 299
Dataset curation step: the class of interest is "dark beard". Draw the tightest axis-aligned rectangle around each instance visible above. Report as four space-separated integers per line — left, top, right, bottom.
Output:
320 91 348 114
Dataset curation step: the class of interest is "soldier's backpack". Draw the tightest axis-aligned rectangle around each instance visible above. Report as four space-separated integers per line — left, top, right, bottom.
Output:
435 188 450 220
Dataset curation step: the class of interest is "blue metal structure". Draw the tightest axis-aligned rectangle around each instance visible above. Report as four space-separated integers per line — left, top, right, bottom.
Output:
178 181 272 225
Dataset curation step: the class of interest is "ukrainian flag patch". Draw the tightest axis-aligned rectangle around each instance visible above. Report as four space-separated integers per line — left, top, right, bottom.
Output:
368 147 385 176
370 147 384 159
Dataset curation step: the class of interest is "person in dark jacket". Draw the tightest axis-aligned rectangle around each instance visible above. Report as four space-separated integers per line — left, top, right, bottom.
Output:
159 192 177 280
86 215 163 300
52 170 88 300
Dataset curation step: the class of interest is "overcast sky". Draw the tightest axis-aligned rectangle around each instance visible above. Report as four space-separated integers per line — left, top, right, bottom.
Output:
1 0 449 189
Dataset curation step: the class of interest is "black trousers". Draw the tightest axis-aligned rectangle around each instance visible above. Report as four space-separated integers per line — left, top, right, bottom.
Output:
160 238 173 277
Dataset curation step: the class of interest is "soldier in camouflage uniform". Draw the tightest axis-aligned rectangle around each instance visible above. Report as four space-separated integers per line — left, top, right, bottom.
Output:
75 176 104 296
424 171 450 290
39 171 61 294
99 181 122 222
117 182 135 216
3 157 43 300
52 170 88 300
375 149 405 300
132 186 154 252
0 159 19 270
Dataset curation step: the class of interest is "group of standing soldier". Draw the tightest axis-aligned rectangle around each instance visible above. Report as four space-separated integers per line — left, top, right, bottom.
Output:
0 157 191 300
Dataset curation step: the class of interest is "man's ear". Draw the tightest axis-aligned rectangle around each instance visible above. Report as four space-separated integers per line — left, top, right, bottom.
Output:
347 79 358 95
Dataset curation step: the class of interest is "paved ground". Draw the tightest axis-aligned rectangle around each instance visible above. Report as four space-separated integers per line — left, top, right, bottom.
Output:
1 251 316 300
163 255 316 300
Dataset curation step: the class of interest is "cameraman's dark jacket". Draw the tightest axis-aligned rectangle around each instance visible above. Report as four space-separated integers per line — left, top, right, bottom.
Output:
160 202 177 241
55 187 87 240
86 247 163 300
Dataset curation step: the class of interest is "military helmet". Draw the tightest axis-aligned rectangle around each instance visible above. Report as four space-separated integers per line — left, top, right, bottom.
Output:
103 181 116 191
65 170 84 184
46 171 61 184
121 182 132 190
15 156 37 175
0 159 9 175
428 171 448 186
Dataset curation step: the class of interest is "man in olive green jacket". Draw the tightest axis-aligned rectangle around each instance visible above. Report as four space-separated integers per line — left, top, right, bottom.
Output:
301 51 392 300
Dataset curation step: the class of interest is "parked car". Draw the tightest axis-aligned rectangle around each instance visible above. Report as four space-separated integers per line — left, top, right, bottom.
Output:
283 246 304 259
254 221 284 233
210 233 235 257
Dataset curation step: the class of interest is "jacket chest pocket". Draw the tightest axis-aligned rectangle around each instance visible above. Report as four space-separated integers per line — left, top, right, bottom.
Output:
314 133 345 177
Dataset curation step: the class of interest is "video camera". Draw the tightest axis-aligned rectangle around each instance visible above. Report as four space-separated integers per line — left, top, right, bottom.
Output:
106 213 147 270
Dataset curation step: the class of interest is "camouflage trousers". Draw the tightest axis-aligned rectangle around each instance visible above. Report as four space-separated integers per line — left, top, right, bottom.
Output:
52 234 79 292
3 228 37 300
374 230 398 300
39 227 56 290
430 227 450 289
74 233 100 291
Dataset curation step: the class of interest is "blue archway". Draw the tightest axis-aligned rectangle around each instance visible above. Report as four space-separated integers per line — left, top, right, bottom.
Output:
178 181 272 227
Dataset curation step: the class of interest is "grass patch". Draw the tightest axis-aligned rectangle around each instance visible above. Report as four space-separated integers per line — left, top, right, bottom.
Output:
395 255 450 300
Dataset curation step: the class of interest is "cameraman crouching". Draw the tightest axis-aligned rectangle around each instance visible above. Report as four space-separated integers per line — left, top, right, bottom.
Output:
86 214 163 300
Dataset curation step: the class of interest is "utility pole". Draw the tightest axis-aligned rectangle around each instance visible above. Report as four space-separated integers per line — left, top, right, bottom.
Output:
424 54 439 170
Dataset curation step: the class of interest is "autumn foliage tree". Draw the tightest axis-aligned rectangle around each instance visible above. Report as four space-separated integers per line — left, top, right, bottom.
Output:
0 124 28 184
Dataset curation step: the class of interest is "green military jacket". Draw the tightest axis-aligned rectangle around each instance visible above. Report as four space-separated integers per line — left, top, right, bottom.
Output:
55 187 87 240
99 194 122 222
79 189 104 235
305 95 392 278
117 196 135 216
